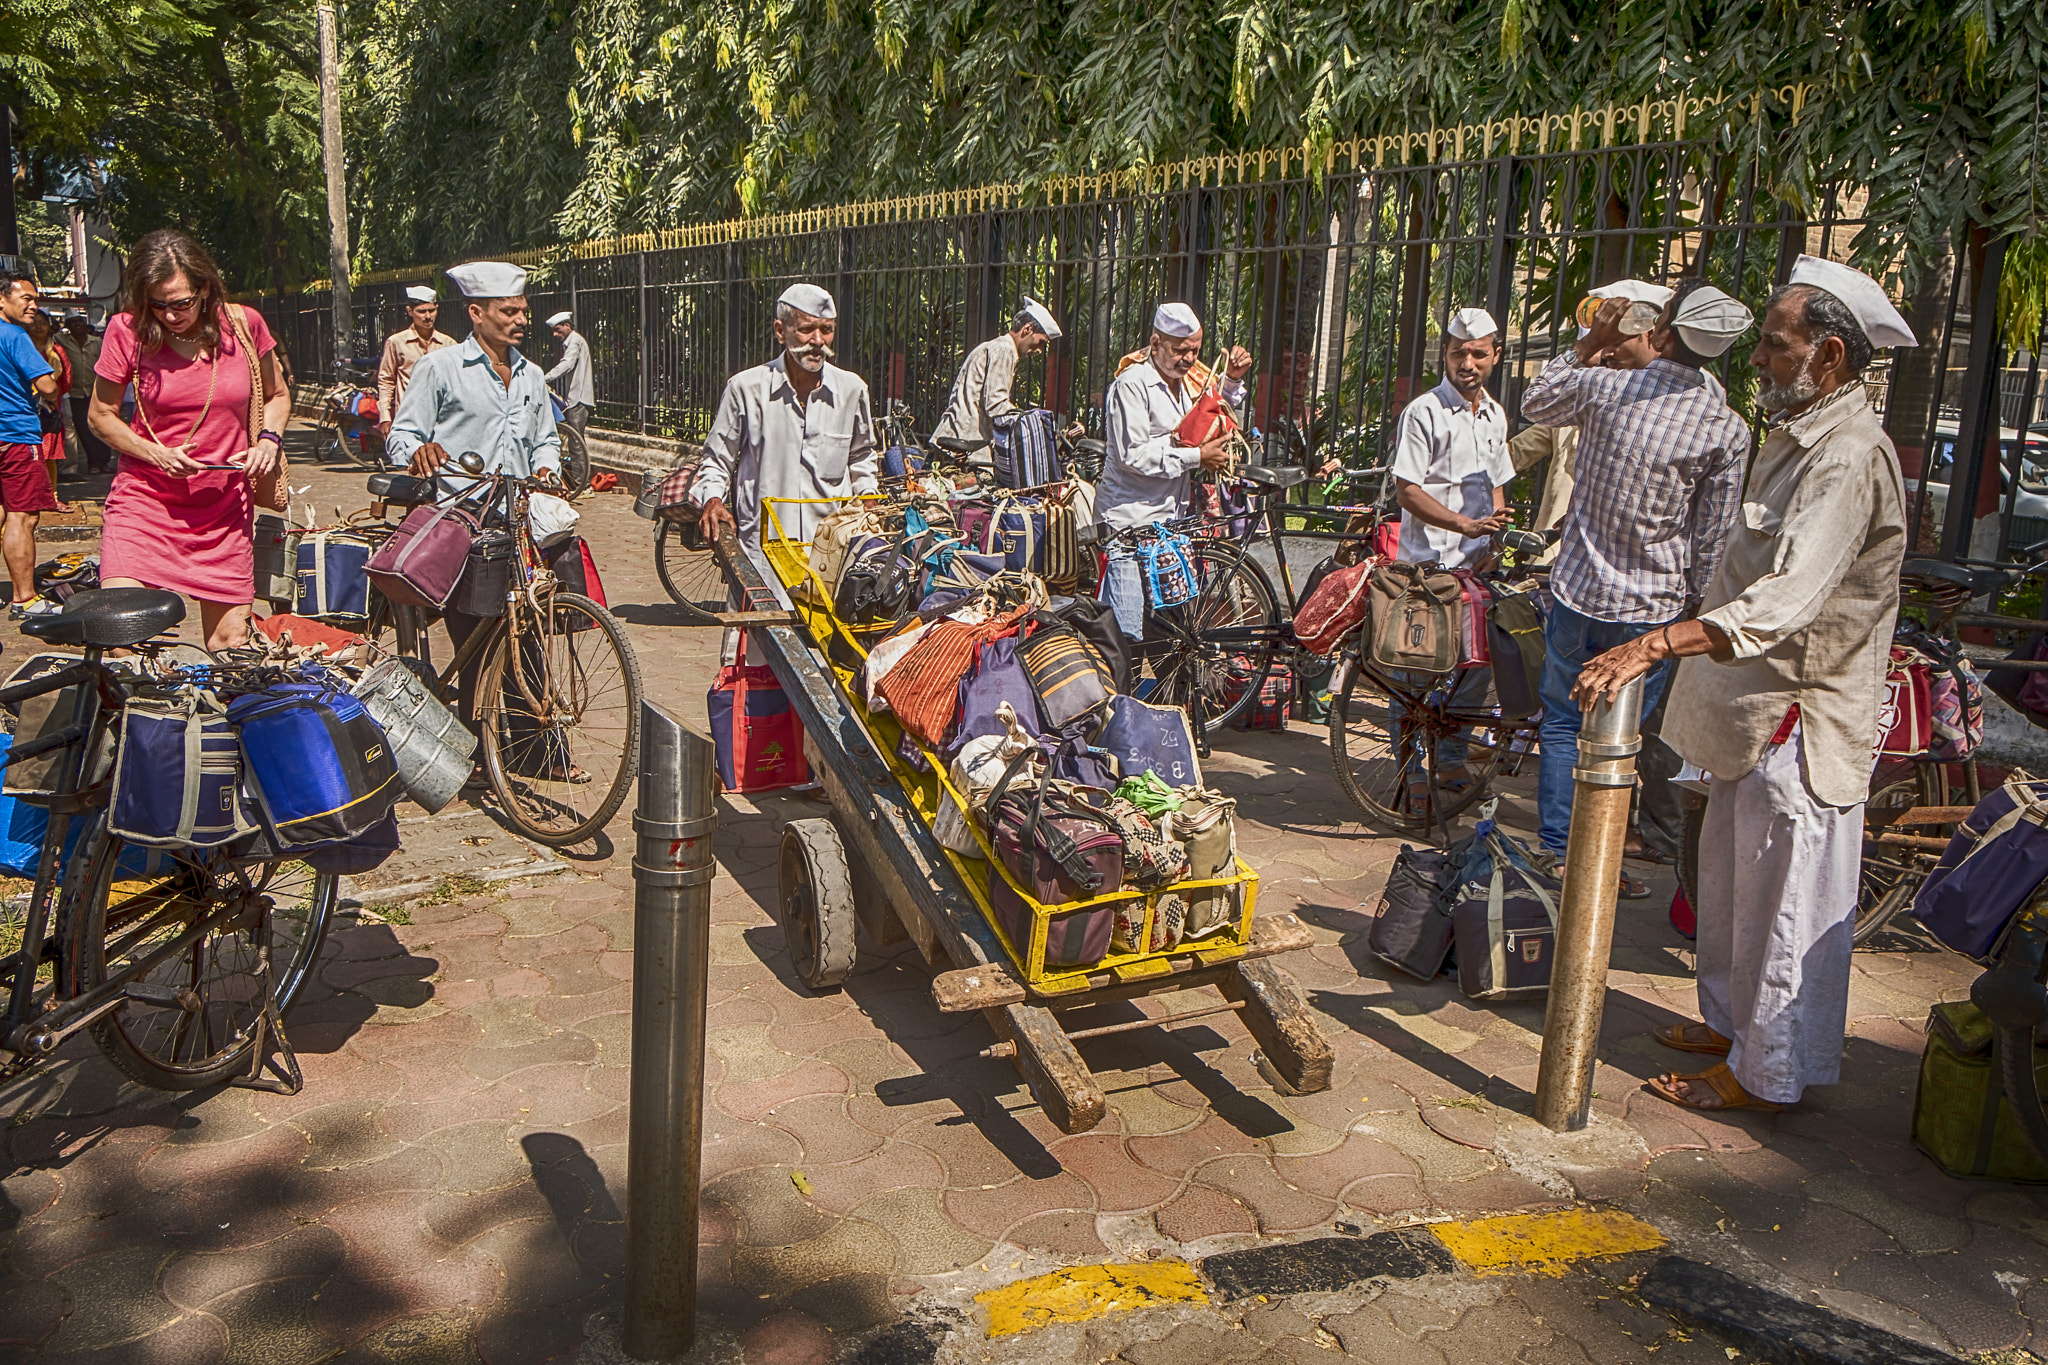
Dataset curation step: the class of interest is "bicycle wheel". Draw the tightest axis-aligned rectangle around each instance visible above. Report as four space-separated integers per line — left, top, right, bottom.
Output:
64 828 335 1091
1147 543 1279 731
479 592 644 845
1327 655 1497 833
655 519 730 627
1855 770 1944 946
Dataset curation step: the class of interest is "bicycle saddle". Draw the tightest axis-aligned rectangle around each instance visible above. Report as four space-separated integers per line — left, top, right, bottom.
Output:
23 587 186 649
1238 464 1308 490
1071 438 1106 457
933 436 989 455
368 472 439 505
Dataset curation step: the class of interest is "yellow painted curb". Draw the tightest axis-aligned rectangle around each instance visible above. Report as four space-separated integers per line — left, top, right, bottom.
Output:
976 1259 1209 1337
1429 1207 1667 1276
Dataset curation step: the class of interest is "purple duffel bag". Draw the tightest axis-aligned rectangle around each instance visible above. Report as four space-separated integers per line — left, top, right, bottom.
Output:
984 755 1122 967
1913 779 2048 962
366 502 481 610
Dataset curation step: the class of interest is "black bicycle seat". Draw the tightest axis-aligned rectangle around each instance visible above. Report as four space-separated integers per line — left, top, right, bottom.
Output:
933 436 989 455
1900 558 1977 591
23 588 186 649
1071 438 1106 457
369 472 438 505
1238 464 1308 490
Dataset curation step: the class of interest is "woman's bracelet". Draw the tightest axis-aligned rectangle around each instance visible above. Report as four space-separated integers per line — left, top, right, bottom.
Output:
257 429 283 447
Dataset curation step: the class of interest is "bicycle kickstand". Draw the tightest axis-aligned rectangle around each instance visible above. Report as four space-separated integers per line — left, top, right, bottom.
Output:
231 957 304 1096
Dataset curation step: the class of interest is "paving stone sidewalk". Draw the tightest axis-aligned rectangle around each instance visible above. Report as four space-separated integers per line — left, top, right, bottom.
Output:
1 447 2043 1362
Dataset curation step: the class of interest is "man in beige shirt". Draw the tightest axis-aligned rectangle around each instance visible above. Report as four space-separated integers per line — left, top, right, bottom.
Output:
931 298 1060 467
376 284 456 439
1572 256 1916 1113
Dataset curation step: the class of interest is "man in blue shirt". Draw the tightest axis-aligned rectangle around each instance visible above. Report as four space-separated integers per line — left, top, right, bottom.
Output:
385 261 568 768
386 261 562 482
0 269 60 619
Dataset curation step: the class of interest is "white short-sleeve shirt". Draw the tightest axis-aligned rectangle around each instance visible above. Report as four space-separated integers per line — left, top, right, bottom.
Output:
1390 379 1514 568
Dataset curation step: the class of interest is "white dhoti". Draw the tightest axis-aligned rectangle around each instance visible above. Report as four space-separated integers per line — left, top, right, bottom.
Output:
1693 725 1864 1105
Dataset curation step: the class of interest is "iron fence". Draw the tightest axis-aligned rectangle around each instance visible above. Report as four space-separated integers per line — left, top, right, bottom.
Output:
250 132 2046 562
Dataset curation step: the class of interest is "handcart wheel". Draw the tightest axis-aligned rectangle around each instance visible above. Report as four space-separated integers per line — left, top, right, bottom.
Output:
780 819 857 990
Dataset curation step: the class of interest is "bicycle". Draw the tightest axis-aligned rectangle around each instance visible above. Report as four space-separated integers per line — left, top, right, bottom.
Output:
1096 459 1391 739
1322 529 1549 839
1 589 337 1091
362 458 645 846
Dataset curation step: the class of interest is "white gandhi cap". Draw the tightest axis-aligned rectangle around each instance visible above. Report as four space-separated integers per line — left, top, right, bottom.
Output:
777 283 836 320
1447 307 1499 341
1671 286 1753 357
404 285 437 304
1588 278 1675 308
1019 297 1061 339
444 261 528 298
546 311 573 327
1787 255 1918 349
1153 302 1200 337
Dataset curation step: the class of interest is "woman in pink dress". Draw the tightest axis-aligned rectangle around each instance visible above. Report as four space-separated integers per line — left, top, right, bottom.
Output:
87 229 289 650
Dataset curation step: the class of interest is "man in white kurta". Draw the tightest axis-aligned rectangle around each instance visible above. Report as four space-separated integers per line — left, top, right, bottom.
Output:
695 283 878 575
931 298 1061 469
1572 256 1916 1110
1096 302 1252 639
1385 308 1515 793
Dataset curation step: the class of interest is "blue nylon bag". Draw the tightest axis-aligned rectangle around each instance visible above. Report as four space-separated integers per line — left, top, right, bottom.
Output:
109 691 254 849
294 531 373 620
1097 694 1202 790
1913 780 2048 962
298 809 403 875
227 683 402 849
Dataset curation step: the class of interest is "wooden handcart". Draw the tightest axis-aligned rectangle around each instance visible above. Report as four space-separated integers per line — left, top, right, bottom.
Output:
714 502 1333 1135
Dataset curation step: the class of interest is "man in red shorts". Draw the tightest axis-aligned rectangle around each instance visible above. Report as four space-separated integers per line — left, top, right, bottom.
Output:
0 269 61 620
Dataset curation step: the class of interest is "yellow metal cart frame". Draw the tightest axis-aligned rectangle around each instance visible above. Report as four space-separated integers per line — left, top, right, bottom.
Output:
714 501 1332 1134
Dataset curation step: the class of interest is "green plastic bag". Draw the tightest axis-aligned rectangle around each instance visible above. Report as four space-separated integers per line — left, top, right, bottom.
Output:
1113 771 1182 818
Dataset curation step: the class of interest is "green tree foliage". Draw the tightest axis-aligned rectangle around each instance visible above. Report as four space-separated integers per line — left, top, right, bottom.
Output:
4 0 322 293
342 0 584 269
531 0 2044 288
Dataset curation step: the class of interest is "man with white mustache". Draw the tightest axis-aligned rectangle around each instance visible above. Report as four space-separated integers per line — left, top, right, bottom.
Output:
696 282 878 556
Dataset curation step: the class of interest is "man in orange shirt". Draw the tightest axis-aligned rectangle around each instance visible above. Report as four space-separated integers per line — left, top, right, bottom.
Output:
376 284 455 439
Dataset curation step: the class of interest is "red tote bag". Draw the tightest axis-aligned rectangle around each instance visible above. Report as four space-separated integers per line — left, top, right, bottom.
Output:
707 635 810 792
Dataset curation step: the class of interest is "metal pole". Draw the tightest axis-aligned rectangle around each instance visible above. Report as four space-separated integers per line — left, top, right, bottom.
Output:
1533 676 1644 1133
316 4 352 378
1941 233 2010 563
623 701 717 1359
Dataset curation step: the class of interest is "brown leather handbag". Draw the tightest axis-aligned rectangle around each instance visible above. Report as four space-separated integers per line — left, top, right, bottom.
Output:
222 303 288 512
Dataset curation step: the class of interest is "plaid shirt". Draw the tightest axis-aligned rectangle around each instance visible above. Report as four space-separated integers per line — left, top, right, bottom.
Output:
1520 354 1750 625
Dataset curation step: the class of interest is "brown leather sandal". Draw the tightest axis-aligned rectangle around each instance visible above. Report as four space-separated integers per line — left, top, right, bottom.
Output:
1654 1022 1731 1056
1646 1063 1786 1112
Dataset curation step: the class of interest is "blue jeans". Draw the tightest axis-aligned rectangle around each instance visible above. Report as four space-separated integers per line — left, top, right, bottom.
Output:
1101 544 1147 642
1537 601 1675 855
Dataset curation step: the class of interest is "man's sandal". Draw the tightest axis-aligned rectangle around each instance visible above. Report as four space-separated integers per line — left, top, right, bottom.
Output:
1653 1022 1731 1055
1646 1063 1786 1112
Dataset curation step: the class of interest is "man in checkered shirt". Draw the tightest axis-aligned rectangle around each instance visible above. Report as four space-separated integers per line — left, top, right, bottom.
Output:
1519 278 1753 885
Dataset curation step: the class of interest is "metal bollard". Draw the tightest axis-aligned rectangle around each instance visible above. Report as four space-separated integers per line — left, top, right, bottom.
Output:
623 701 718 1359
1533 676 1645 1133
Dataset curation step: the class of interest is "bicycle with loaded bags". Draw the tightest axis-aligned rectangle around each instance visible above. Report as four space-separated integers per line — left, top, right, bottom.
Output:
360 453 645 846
0 589 343 1091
